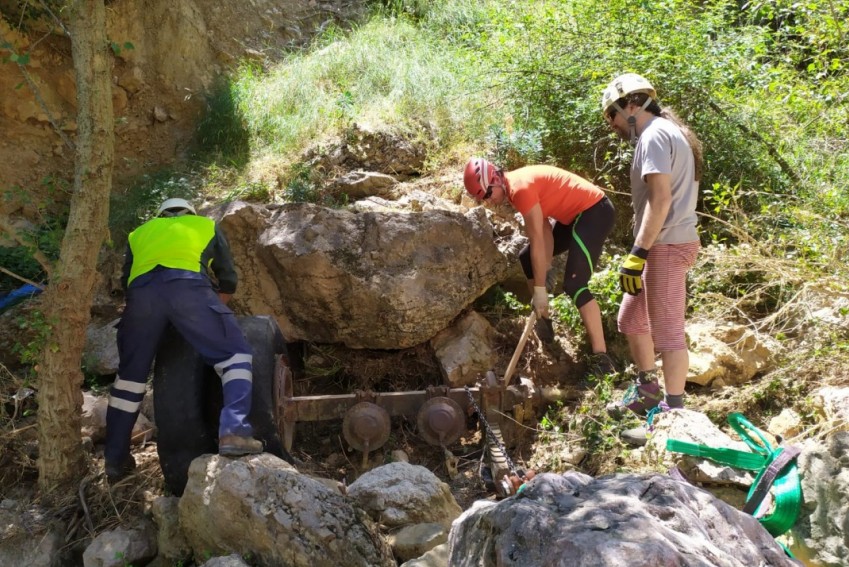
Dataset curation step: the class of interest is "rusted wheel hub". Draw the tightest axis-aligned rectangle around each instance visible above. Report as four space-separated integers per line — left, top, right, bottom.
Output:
342 402 391 452
416 396 465 446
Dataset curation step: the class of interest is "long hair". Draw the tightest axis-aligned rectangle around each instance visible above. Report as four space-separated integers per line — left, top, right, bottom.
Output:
622 93 704 182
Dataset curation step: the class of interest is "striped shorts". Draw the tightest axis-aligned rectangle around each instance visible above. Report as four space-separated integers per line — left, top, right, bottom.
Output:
617 241 700 352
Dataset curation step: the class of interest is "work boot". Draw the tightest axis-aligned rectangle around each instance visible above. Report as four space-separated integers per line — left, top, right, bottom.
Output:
105 455 136 483
620 401 671 447
606 370 663 418
219 435 264 456
587 352 617 377
534 317 555 343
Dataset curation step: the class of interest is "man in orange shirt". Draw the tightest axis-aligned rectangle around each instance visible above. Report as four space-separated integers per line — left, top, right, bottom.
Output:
464 158 616 375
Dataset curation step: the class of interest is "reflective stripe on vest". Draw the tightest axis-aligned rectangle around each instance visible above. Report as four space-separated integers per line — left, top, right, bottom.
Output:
127 216 215 286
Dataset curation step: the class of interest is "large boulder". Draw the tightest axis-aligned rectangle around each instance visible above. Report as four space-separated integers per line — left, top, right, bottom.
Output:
178 453 394 567
217 201 510 348
795 432 849 567
448 472 796 567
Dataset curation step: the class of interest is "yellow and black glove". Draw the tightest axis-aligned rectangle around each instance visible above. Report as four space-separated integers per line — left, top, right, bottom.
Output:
619 246 649 295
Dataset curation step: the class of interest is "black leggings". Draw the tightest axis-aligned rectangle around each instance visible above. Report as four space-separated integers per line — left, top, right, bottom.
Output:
519 196 615 308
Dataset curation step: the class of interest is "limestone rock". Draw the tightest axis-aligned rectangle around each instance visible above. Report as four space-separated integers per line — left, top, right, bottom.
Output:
179 453 394 567
448 472 796 567
430 311 497 387
796 432 849 567
687 321 775 386
389 523 448 563
644 409 756 487
347 462 462 529
82 523 157 567
84 318 120 375
218 201 510 348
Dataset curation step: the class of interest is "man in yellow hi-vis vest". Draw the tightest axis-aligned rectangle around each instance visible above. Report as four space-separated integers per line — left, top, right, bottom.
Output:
105 198 262 482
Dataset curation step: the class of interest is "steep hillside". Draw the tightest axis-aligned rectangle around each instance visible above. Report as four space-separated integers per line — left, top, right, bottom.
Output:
0 0 366 229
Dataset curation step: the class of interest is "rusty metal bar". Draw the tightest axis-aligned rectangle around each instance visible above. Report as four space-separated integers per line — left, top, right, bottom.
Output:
283 386 531 422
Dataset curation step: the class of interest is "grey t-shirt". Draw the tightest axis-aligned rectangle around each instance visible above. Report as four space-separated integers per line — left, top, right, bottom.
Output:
630 116 699 244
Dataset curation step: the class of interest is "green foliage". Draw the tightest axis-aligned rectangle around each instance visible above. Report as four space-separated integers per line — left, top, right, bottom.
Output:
749 374 811 418
279 163 347 207
195 76 252 168
108 172 198 244
488 122 548 170
574 373 642 459
0 243 45 293
549 256 621 341
742 0 848 81
222 180 272 203
0 178 68 291
227 17 493 162
534 372 633 465
11 310 52 375
538 403 562 433
689 244 805 320
8 52 30 66
472 286 528 320
108 41 135 56
112 550 134 567
427 0 846 277
371 0 437 20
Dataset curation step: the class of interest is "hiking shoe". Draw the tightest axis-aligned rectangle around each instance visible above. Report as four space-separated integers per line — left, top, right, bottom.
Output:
534 317 555 343
219 435 264 456
620 402 670 447
588 352 617 377
105 455 136 483
606 370 663 418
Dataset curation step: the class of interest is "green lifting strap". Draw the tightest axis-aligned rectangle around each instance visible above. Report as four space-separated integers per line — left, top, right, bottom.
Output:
665 412 802 538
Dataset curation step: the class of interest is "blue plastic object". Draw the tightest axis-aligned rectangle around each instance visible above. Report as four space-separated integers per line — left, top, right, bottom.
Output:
0 283 43 311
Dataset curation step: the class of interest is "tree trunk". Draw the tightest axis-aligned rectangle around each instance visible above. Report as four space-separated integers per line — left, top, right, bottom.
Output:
36 0 114 494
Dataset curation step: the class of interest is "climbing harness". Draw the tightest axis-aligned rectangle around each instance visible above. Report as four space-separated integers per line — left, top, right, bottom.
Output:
666 412 802 538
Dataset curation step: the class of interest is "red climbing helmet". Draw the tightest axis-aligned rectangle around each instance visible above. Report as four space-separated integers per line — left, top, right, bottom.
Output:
463 157 498 201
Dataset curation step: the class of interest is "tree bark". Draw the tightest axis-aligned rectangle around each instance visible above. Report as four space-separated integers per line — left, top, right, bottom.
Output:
36 0 114 494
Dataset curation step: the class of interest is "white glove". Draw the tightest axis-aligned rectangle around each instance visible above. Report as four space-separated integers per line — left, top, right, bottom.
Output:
532 286 549 318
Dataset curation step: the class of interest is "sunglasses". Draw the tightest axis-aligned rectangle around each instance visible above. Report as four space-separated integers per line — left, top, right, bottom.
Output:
483 185 494 200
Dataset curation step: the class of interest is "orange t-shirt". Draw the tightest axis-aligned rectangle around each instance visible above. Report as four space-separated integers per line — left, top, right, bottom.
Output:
505 165 604 225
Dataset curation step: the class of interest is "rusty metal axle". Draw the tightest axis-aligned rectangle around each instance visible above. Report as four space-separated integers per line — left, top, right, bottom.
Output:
274 357 540 462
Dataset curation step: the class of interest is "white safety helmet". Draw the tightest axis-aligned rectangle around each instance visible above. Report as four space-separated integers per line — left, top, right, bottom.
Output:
601 73 657 114
157 197 197 217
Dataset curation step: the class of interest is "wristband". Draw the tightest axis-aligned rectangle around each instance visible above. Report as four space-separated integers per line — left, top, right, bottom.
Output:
630 245 650 260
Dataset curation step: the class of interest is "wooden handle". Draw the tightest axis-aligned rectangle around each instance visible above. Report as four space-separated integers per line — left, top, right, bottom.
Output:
502 312 537 390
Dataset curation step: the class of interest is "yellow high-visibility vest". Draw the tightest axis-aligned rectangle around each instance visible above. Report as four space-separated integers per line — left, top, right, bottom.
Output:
127 216 215 286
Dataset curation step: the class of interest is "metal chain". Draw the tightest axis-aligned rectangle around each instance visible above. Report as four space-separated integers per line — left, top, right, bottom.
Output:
465 386 519 476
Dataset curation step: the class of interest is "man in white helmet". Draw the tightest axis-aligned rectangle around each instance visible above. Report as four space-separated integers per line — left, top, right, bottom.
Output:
104 197 263 482
601 74 704 445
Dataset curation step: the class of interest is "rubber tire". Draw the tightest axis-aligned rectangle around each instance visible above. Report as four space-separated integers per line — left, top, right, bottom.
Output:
154 315 292 496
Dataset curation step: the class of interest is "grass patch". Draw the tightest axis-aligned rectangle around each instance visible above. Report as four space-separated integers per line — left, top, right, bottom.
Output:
226 16 495 162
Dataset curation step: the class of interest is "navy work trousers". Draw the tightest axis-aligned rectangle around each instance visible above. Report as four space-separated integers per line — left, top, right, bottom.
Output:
105 269 253 467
